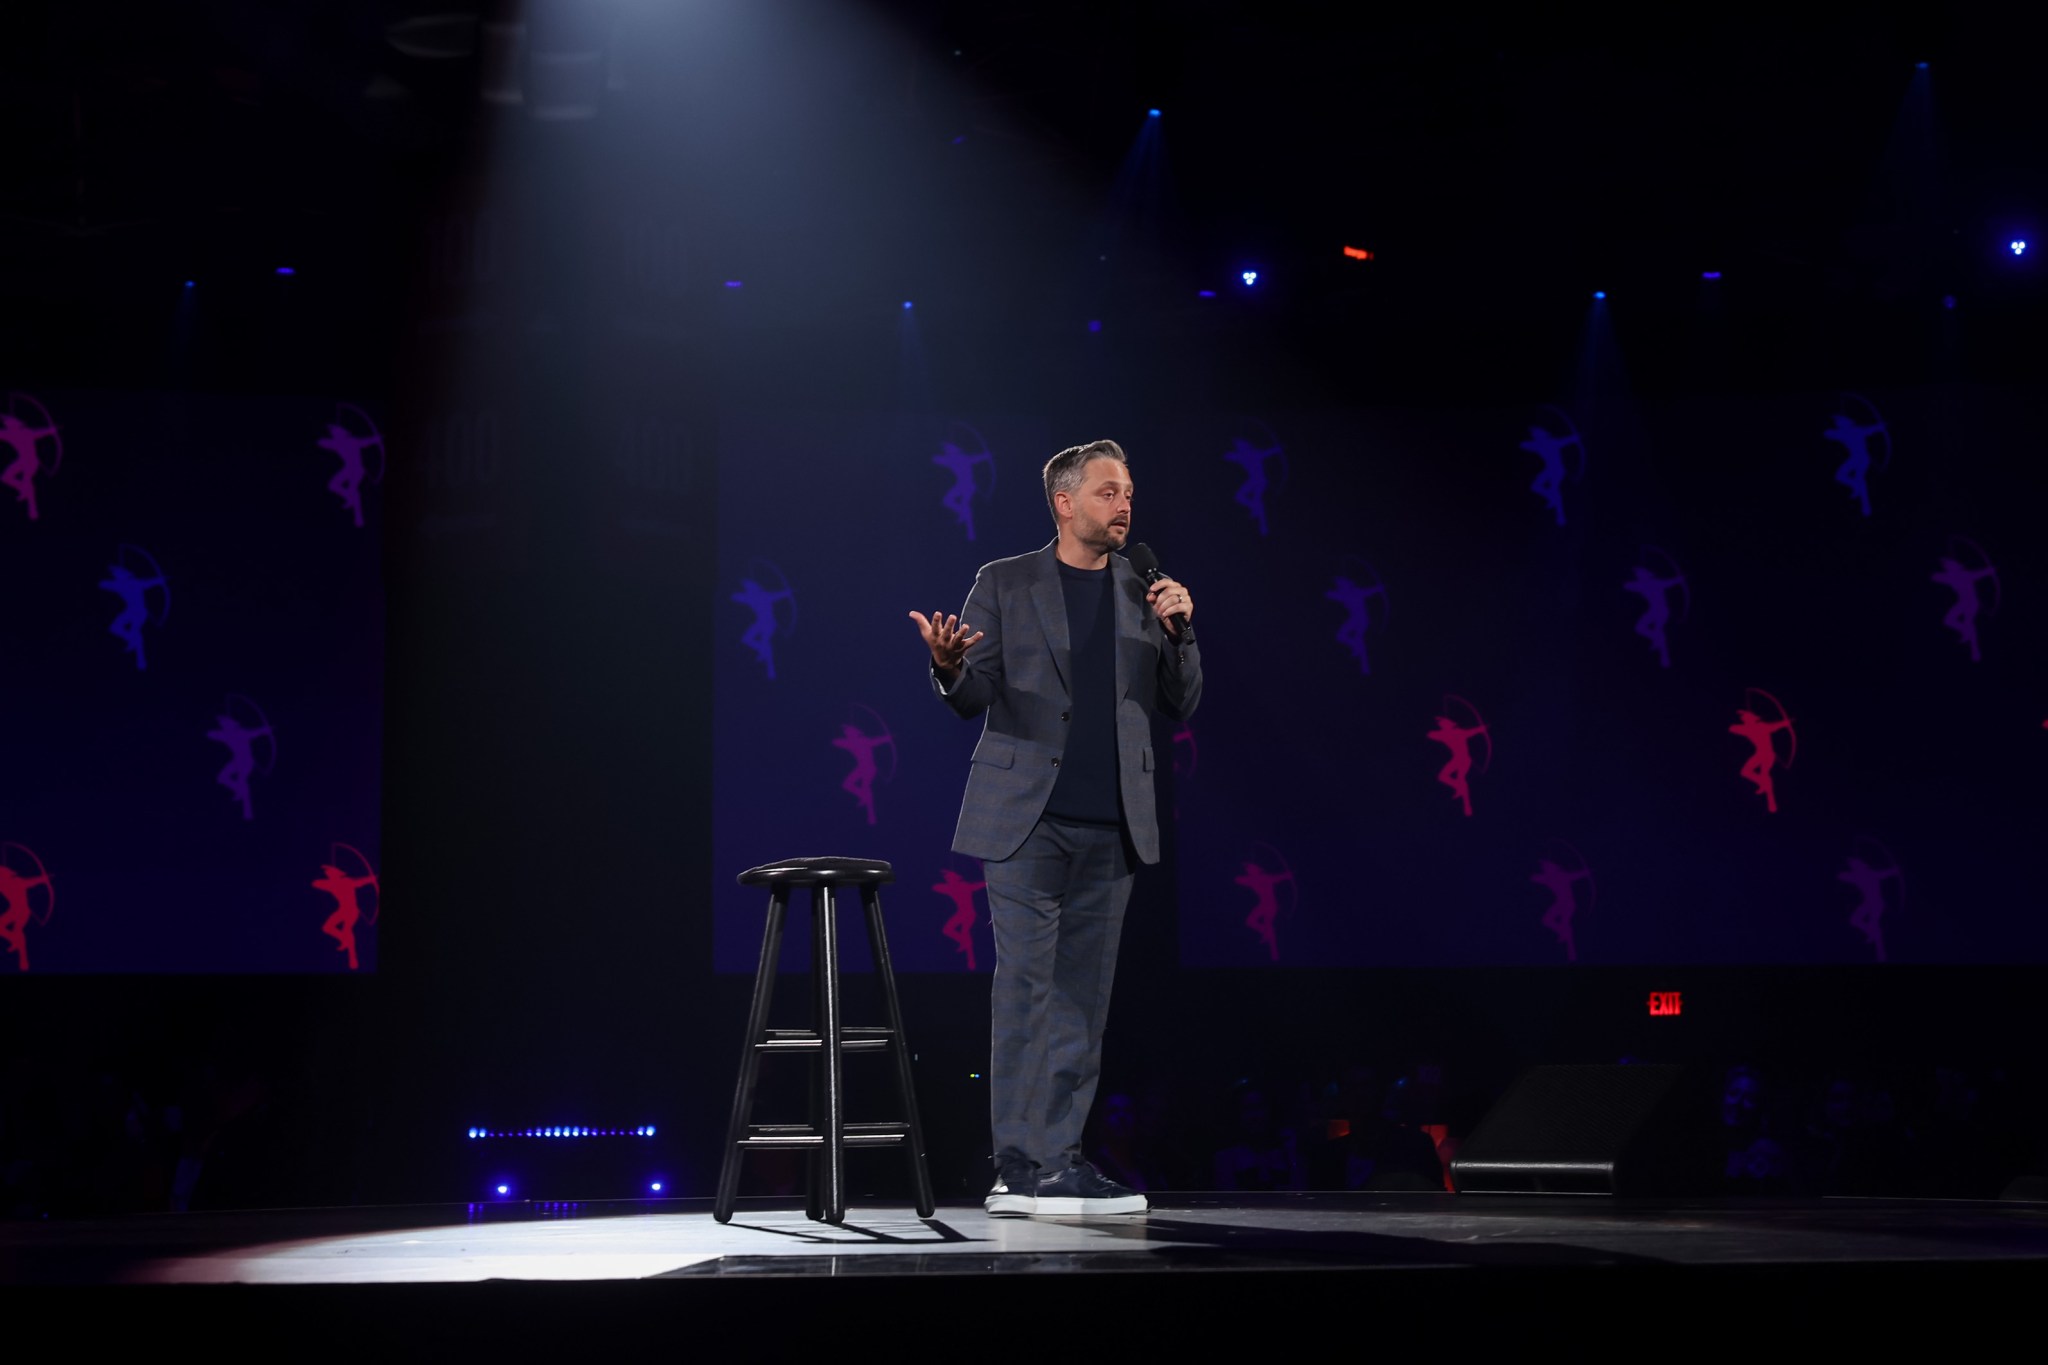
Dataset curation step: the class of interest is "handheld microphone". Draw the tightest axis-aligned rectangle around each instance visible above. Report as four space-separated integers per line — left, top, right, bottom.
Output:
1128 542 1196 645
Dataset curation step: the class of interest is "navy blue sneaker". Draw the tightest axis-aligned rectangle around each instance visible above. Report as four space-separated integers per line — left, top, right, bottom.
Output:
984 1161 1039 1216
1033 1161 1148 1216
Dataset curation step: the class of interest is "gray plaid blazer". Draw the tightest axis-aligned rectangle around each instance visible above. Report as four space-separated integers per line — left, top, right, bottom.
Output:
932 540 1203 865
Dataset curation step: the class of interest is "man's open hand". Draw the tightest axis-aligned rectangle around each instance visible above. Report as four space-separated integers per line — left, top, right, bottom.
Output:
909 609 984 677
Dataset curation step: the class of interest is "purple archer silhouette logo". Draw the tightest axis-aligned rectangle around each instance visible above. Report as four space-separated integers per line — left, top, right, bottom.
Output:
207 693 277 822
1531 840 1596 963
1837 834 1904 964
1 392 62 523
1224 418 1287 537
1326 557 1390 675
931 865 986 970
730 558 798 679
1729 686 1796 814
1623 545 1690 670
315 843 380 972
0 843 54 972
932 421 997 542
1518 406 1587 527
98 543 171 672
1822 392 1890 518
831 703 897 826
319 402 386 529
1427 693 1492 817
1232 843 1297 963
1171 721 1197 782
1932 535 1999 663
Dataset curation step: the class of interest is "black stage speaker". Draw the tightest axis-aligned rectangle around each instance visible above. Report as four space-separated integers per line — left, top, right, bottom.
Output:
1450 1064 1713 1196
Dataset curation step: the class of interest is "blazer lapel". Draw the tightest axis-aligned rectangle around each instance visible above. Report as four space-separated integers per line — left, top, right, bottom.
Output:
1029 542 1071 696
1113 553 1145 700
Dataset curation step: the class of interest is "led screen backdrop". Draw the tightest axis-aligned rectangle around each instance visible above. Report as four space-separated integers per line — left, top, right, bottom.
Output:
2 390 383 973
715 387 2048 970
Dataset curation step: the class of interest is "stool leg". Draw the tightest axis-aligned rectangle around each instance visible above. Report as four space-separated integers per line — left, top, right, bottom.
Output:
817 883 847 1223
714 890 788 1223
864 886 936 1218
804 892 824 1222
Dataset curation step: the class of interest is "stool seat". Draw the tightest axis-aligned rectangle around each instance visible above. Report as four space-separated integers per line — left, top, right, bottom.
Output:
738 856 894 888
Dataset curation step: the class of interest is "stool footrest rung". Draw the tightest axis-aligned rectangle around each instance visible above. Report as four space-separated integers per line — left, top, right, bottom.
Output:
739 1121 911 1150
756 1027 893 1053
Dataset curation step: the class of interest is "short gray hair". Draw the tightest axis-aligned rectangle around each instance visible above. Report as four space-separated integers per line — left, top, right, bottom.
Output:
1042 439 1128 523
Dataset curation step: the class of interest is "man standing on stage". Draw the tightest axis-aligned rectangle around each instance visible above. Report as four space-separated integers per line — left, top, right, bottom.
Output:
909 439 1203 1217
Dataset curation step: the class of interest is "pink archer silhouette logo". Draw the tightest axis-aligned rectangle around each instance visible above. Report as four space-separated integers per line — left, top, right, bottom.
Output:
1519 406 1587 527
1171 721 1198 782
1836 835 1903 964
207 693 277 821
1427 693 1492 817
1623 545 1689 669
314 843 380 971
1233 843 1297 962
1728 686 1796 813
0 843 54 972
98 543 171 672
1 392 62 523
931 866 985 970
1326 557 1389 675
1932 535 1999 663
319 402 386 529
831 703 897 825
931 421 997 543
1223 418 1287 537
731 558 798 679
1531 840 1596 963
1822 392 1889 518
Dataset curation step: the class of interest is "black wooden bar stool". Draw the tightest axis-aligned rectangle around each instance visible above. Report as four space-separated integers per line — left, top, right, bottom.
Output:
713 856 936 1224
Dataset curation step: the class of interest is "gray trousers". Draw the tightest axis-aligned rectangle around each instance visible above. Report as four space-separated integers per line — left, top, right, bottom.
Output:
984 817 1136 1175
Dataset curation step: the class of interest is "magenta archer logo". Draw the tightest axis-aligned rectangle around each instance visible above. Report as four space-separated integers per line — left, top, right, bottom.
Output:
931 421 997 543
1530 840 1596 963
730 558 798 679
1932 535 1999 663
1623 545 1689 669
1 392 62 523
1224 418 1287 537
1822 392 1889 518
831 703 896 826
207 693 277 822
319 402 386 529
1325 557 1390 675
931 866 986 970
98 543 171 672
1728 686 1796 814
0 843 54 972
1427 693 1491 817
1837 835 1904 964
1232 843 1297 962
315 843 379 972
1518 406 1587 527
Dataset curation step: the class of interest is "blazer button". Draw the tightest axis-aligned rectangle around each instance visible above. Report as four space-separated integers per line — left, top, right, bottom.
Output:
1051 757 1060 767
1061 710 1070 722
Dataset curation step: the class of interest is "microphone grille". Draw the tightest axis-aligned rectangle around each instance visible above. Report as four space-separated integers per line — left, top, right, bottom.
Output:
1128 542 1160 575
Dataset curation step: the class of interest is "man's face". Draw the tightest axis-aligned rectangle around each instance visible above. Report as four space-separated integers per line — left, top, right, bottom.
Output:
1060 457 1132 552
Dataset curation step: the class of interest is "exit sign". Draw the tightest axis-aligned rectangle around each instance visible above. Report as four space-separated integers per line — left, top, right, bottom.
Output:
1648 991 1683 1017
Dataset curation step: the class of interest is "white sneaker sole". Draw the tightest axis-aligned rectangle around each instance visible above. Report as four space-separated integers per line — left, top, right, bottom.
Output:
1032 1194 1148 1216
984 1193 1038 1216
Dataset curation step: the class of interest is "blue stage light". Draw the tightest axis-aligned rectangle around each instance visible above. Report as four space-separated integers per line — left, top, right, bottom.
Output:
1148 109 1160 118
2011 240 2028 257
902 301 913 310
650 1182 663 1193
275 267 295 276
1087 319 1102 333
184 280 195 288
496 1184 509 1195
1197 290 1216 299
1701 271 1722 280
1241 270 1258 287
724 280 743 289
1916 61 1929 70
1944 294 1957 309
1593 290 1607 300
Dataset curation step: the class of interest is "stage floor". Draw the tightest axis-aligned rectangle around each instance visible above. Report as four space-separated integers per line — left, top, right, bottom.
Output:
7 1191 2047 1286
